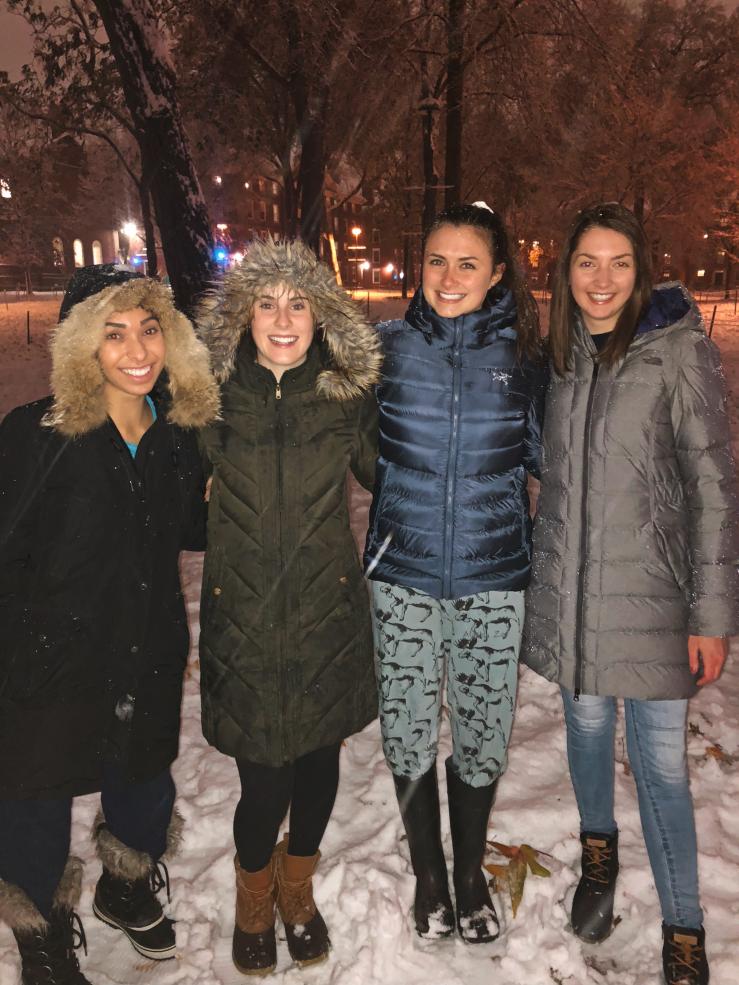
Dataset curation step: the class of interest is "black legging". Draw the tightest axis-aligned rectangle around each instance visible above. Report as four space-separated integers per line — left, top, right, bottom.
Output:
234 742 341 872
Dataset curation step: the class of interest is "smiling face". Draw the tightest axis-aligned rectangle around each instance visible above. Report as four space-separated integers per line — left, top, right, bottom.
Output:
250 284 315 381
97 307 166 403
569 226 637 334
422 224 504 317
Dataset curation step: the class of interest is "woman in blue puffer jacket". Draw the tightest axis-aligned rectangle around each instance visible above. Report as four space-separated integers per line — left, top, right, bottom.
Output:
365 202 547 944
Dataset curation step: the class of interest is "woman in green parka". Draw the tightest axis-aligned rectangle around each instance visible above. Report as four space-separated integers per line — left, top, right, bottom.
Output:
197 238 381 976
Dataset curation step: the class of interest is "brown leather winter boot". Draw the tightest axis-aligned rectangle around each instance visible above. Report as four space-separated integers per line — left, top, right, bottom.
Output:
232 855 277 977
274 835 330 967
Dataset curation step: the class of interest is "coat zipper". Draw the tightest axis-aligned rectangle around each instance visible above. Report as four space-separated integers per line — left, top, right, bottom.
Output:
442 318 463 598
275 385 287 756
574 357 599 700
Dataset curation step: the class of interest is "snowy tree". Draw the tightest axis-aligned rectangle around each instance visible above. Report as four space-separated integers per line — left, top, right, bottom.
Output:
90 0 215 314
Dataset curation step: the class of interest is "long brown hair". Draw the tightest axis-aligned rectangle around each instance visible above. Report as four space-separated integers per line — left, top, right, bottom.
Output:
424 204 542 362
549 202 653 376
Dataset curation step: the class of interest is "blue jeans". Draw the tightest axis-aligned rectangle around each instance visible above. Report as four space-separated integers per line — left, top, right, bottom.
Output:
561 688 702 928
0 766 175 919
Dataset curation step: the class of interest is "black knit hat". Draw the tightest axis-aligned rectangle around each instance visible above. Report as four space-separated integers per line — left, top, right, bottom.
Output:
59 264 145 322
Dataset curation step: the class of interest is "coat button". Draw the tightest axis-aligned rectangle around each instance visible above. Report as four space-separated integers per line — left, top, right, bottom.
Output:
140 581 148 591
339 576 348 585
130 645 139 654
213 586 222 596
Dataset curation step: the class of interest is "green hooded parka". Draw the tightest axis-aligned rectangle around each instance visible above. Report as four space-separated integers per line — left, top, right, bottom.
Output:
198 239 382 765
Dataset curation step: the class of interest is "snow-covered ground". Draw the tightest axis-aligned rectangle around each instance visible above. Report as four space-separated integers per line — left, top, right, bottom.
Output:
0 295 737 985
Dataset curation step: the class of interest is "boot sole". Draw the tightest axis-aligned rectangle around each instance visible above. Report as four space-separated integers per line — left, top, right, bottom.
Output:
92 901 176 961
295 950 329 968
233 955 277 977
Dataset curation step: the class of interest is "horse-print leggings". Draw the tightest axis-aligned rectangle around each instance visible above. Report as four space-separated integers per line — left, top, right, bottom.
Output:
371 582 524 788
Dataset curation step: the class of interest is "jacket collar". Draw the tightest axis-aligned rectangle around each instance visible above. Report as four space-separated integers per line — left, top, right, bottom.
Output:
573 282 702 354
234 336 321 397
405 285 518 346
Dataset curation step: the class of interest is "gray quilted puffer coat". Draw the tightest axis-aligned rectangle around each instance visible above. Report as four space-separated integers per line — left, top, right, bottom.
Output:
522 283 739 699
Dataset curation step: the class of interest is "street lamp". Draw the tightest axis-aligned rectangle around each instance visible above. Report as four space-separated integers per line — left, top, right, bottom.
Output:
119 221 138 263
350 226 363 286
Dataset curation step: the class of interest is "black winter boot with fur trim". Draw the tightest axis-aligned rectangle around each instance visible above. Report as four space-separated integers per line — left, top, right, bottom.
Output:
91 813 182 961
1 857 92 984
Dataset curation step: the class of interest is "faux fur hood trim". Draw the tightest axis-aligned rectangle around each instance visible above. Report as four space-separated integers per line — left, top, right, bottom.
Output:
197 237 382 401
93 809 184 880
0 856 83 932
43 279 220 438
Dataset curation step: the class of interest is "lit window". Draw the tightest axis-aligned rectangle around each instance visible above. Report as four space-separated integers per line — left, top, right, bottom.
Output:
272 203 280 224
214 175 222 185
0 179 10 199
92 240 103 264
73 239 84 267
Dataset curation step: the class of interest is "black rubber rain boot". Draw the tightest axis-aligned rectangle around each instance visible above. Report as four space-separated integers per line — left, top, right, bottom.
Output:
392 766 454 940
446 761 499 944
662 923 709 985
570 830 619 943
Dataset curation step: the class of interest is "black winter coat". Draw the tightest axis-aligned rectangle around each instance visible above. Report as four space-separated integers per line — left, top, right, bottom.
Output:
365 287 548 599
0 398 206 799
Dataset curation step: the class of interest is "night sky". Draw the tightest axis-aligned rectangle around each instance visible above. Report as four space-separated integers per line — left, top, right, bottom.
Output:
1 1 739 84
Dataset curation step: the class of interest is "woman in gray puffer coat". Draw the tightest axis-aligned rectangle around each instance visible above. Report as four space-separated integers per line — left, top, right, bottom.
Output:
522 203 738 985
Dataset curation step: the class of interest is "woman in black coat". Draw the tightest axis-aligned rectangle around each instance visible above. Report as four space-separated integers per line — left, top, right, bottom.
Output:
0 265 219 985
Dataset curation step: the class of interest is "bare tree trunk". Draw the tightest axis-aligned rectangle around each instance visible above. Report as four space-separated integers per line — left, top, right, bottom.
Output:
298 96 327 253
420 53 438 235
444 0 464 209
633 180 645 224
139 177 158 279
92 0 215 315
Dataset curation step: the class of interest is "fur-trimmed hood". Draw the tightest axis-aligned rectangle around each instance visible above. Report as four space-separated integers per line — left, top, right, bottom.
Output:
43 278 220 438
197 237 382 401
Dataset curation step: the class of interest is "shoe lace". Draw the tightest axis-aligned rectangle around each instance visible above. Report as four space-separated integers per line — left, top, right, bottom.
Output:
150 860 171 903
582 842 614 885
68 911 87 958
34 910 87 981
278 873 316 925
666 934 705 983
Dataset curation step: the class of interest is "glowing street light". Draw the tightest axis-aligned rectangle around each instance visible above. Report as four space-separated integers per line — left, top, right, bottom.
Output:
121 221 138 239
350 226 364 286
385 263 394 274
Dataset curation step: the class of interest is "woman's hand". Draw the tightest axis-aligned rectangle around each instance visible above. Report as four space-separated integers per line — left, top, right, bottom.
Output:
688 635 728 686
204 476 213 502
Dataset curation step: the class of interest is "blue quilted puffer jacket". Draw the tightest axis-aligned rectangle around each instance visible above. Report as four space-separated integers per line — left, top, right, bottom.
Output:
364 286 548 600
